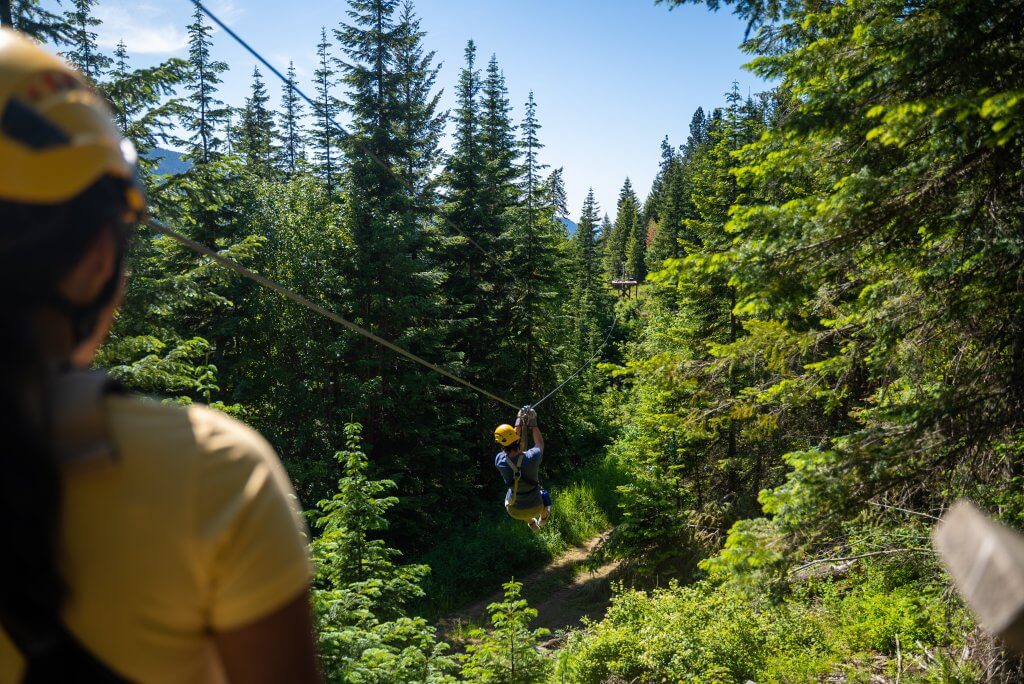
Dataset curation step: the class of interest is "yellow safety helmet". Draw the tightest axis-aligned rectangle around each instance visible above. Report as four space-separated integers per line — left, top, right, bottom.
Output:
0 27 143 210
494 424 518 447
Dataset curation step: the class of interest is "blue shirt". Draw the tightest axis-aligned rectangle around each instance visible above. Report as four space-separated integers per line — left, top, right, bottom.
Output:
495 447 544 509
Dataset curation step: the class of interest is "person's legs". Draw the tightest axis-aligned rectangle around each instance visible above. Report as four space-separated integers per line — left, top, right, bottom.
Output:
538 490 551 526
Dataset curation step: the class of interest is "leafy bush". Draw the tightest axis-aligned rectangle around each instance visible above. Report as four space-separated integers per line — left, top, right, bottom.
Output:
558 558 973 684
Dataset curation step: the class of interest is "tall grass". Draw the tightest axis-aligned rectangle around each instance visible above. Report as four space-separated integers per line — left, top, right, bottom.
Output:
414 451 626 618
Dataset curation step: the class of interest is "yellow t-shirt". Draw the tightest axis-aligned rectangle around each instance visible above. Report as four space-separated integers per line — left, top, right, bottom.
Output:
0 395 312 683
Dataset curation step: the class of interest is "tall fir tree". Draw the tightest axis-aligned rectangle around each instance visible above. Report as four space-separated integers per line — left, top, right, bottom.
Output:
278 61 306 175
605 178 640 280
439 41 490 401
62 0 110 82
183 6 229 164
545 166 568 220
234 66 278 175
312 26 340 194
99 40 187 181
480 54 519 219
513 91 563 398
393 0 444 193
570 189 607 362
336 0 456 542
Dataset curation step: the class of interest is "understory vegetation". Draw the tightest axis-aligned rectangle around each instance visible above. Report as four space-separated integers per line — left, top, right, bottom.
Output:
12 0 1024 679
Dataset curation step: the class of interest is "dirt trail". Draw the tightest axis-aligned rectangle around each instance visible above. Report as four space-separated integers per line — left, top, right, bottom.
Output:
439 533 621 645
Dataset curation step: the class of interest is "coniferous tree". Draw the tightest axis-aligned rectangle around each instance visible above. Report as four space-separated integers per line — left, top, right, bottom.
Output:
313 424 459 682
606 178 640 280
480 55 519 219
183 6 229 164
393 0 444 192
100 40 188 180
513 91 566 399
439 40 494 419
235 66 278 174
570 189 609 364
4 0 69 44
460 580 551 683
62 0 110 82
544 166 568 220
336 0 456 541
278 61 306 175
312 27 340 194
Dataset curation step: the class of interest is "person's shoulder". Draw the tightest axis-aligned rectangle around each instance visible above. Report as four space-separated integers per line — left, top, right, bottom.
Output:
495 451 507 466
105 395 275 467
527 446 543 459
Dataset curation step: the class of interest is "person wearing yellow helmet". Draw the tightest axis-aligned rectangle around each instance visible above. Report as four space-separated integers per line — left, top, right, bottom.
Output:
494 408 550 531
0 29 318 683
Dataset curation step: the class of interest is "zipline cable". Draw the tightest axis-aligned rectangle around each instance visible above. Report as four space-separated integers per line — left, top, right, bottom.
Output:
144 217 520 411
531 312 616 408
188 0 504 273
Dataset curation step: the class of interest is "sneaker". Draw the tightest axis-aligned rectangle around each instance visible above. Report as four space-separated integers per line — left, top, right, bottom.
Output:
528 518 541 531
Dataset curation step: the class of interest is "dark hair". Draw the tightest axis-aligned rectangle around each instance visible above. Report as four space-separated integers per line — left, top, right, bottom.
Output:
0 177 129 635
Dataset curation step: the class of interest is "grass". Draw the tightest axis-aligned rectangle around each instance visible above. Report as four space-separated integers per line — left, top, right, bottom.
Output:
413 451 627 619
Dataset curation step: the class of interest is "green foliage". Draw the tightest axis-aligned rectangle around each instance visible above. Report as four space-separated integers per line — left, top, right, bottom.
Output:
560 558 973 683
460 580 552 684
311 424 459 682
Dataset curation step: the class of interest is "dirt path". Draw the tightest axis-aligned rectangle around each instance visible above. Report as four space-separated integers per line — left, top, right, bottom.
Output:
439 533 621 646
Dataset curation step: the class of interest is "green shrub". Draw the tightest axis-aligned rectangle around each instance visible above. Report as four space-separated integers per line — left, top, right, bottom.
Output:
558 557 974 684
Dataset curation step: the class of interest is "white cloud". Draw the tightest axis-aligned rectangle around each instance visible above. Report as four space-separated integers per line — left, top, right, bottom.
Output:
94 0 245 55
95 2 187 54
206 0 243 26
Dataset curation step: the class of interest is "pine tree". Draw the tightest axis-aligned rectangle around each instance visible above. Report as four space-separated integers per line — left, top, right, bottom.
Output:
183 6 229 164
480 54 519 217
683 106 709 159
440 41 491 390
312 424 460 682
605 178 640 280
62 0 110 82
513 91 564 398
570 189 608 364
4 0 69 44
544 167 568 220
312 27 340 194
393 0 444 192
234 66 278 174
460 580 551 683
336 0 456 539
278 61 306 175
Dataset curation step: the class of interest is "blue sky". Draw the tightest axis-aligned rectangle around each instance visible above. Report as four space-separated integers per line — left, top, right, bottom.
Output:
85 0 765 220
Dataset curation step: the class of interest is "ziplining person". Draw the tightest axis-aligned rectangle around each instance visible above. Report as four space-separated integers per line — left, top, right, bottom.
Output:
494 407 552 531
0 29 318 683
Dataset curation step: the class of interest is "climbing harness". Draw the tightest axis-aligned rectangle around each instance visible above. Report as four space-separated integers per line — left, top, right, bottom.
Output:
505 405 541 507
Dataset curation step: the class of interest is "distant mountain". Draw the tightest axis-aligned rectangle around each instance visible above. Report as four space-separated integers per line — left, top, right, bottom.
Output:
145 147 191 176
559 216 577 235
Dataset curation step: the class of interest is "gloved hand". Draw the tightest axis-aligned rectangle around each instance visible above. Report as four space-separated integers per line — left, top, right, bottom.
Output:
520 406 538 428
